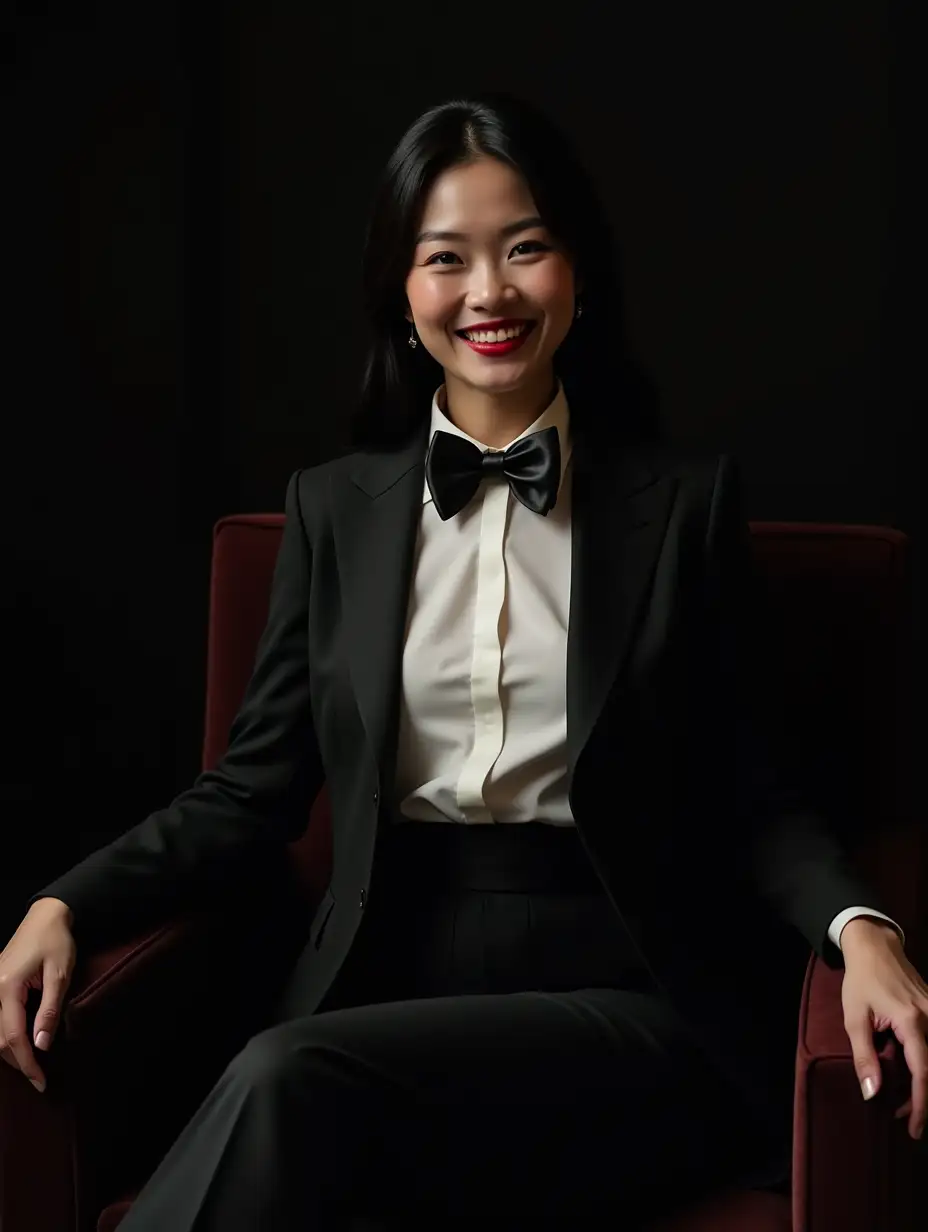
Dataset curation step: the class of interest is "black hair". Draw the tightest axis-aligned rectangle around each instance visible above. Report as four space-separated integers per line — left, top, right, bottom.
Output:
351 92 662 451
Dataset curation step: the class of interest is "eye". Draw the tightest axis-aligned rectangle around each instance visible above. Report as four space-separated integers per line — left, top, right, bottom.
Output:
424 251 462 266
510 240 550 257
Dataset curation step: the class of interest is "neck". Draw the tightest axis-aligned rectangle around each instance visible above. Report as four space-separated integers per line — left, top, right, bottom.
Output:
441 368 557 449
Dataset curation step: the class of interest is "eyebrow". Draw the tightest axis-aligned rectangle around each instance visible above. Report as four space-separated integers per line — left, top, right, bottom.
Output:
415 215 545 245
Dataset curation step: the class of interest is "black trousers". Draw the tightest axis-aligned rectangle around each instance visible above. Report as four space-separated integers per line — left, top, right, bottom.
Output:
117 822 791 1230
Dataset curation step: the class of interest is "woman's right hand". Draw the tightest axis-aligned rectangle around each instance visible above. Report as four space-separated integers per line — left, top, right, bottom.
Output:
0 898 76 1093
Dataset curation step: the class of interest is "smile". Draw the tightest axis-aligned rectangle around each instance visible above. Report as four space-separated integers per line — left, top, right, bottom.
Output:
455 319 537 356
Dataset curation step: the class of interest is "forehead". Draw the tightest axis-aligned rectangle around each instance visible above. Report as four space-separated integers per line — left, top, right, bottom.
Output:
418 158 538 228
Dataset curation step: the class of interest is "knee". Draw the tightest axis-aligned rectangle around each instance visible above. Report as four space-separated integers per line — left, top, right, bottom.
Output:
225 1019 348 1095
228 1021 315 1090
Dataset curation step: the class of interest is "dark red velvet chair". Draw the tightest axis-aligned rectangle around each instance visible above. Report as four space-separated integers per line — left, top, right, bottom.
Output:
2 514 924 1232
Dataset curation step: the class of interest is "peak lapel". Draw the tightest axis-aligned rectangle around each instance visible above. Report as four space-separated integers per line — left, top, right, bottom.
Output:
566 430 678 788
333 424 429 793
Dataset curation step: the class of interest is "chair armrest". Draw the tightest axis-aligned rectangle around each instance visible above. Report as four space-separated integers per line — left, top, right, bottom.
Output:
2 910 245 1232
792 953 920 1232
2 855 315 1232
0 1034 78 1232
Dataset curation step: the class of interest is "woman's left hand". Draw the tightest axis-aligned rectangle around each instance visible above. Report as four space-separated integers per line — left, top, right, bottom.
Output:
840 918 928 1141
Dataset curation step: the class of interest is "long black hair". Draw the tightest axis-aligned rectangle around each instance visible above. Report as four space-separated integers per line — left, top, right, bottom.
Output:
351 93 662 451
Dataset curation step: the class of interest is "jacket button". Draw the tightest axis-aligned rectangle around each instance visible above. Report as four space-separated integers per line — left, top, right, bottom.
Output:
373 790 379 805
359 889 367 909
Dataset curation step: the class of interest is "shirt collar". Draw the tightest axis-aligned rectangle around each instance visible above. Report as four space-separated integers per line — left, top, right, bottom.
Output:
422 380 573 506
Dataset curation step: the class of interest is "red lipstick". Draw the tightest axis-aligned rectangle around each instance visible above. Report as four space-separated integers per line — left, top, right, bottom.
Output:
456 319 536 357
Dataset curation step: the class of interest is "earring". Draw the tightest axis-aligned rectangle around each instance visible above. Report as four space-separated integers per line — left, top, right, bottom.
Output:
574 298 583 320
407 322 418 349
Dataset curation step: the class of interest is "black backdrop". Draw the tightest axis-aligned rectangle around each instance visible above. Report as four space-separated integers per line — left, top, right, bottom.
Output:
2 1 924 938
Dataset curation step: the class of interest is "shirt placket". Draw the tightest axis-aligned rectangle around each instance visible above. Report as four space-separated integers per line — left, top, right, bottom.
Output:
455 476 509 823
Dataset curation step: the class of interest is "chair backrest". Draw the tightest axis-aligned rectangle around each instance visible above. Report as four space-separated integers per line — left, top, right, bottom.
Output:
202 514 919 933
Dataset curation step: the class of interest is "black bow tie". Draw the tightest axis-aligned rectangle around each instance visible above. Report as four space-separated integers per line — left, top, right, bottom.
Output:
425 426 562 522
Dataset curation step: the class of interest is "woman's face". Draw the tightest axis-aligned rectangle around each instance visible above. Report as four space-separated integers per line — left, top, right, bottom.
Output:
405 157 577 402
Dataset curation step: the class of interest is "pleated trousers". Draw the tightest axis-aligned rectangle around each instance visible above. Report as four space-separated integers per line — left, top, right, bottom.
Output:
117 821 790 1230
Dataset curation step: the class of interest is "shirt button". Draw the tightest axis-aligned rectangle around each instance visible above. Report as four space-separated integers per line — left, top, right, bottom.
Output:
359 889 367 909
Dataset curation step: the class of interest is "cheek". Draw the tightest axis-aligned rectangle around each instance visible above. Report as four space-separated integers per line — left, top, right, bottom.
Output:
407 275 456 327
524 262 576 321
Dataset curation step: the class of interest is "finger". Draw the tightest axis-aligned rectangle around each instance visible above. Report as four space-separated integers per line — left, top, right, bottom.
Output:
846 1015 881 1100
0 1034 21 1071
0 996 45 1092
0 996 24 1071
33 970 67 1053
898 1021 927 1139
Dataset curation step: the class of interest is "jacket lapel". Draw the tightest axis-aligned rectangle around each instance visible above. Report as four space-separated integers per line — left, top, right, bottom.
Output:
333 419 677 802
334 423 430 795
565 429 677 789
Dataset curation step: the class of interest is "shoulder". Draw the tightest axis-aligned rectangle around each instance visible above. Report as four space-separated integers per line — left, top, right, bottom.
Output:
287 447 363 510
617 437 738 500
614 440 748 549
634 438 734 480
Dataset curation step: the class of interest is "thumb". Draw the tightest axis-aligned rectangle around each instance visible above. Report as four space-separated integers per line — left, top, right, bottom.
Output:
847 1016 881 1100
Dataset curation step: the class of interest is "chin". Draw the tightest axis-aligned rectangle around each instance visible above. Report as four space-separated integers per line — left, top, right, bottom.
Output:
461 364 542 395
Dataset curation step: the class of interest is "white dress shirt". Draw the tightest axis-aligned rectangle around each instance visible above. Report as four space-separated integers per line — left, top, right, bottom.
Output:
392 381 904 956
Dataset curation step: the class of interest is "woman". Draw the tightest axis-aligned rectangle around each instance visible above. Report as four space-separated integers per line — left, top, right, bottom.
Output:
4 93 919 1229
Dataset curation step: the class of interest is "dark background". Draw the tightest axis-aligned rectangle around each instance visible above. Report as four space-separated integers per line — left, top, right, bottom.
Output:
2 1 924 939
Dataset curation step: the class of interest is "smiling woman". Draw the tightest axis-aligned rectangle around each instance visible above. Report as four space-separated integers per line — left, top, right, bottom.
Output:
403 157 577 446
352 92 662 450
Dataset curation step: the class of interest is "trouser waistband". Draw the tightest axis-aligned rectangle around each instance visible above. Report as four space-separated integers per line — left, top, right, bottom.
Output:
375 819 605 893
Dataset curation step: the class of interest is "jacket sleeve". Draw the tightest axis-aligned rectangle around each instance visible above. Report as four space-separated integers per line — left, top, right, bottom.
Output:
702 452 894 969
26 470 324 942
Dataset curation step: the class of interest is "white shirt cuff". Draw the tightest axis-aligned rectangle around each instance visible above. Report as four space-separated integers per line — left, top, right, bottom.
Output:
829 907 905 952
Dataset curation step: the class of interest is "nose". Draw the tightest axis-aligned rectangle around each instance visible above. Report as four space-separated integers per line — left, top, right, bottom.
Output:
464 260 517 314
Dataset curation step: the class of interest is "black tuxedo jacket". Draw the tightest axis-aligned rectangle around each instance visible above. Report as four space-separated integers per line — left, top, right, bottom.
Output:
33 416 892 1137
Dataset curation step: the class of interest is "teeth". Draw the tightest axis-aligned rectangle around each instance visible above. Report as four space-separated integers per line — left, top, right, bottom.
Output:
463 323 529 343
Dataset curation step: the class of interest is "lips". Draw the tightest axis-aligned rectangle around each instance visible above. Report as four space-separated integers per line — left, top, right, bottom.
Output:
455 319 537 357
454 318 534 337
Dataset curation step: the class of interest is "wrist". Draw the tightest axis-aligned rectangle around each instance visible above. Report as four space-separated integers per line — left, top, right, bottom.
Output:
30 897 74 929
840 916 901 956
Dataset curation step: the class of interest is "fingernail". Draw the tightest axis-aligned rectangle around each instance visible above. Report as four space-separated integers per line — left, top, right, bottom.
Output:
31 1077 46 1094
862 1076 877 1100
35 1031 51 1051
917 1124 924 1141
